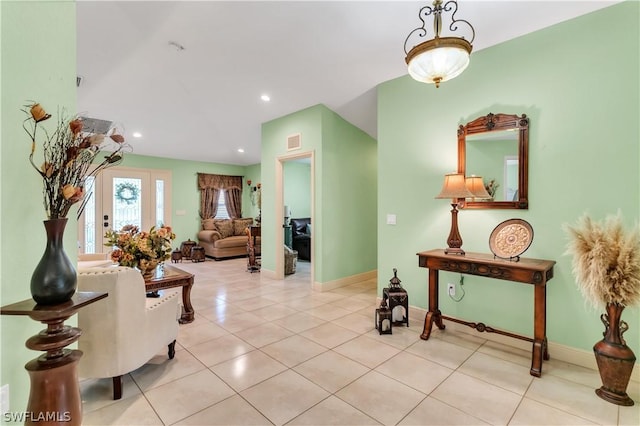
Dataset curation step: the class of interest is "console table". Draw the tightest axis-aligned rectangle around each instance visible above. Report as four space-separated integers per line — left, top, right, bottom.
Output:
417 249 555 377
0 292 107 425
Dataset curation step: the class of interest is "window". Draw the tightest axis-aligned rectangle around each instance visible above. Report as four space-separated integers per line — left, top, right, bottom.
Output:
216 190 230 219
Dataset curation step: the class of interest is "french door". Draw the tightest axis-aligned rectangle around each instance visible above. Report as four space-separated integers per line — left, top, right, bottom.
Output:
78 167 172 254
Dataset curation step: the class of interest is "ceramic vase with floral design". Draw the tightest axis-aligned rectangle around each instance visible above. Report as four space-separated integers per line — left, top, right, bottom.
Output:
30 218 77 305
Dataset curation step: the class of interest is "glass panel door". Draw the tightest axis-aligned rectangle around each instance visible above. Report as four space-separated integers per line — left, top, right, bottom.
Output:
78 167 171 254
102 169 150 248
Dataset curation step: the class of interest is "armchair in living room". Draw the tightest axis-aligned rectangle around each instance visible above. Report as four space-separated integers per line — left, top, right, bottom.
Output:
290 217 311 261
76 266 181 399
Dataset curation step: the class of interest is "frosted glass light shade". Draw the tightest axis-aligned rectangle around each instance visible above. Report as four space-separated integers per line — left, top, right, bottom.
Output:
465 175 492 199
406 37 472 87
435 173 475 199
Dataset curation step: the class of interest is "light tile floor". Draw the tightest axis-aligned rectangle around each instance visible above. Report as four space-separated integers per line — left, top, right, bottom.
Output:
81 258 640 425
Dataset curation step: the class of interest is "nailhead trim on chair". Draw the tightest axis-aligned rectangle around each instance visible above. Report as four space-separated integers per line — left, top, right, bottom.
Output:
146 291 180 310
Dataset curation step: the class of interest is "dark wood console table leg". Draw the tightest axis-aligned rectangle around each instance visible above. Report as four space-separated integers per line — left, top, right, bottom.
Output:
421 269 445 340
530 284 549 377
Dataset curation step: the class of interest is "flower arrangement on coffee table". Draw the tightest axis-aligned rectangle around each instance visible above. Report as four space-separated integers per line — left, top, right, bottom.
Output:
105 225 176 279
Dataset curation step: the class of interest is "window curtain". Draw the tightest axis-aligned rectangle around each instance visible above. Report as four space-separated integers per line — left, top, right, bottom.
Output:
197 173 243 219
224 188 242 219
199 188 220 219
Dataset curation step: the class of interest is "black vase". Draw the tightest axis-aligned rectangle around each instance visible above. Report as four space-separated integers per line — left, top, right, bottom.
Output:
593 302 636 406
30 218 77 305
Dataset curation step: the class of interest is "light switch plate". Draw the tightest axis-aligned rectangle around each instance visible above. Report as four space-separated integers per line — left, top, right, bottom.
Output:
386 214 396 225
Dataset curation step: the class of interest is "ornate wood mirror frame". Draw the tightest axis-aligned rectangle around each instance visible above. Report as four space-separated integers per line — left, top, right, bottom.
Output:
458 112 529 209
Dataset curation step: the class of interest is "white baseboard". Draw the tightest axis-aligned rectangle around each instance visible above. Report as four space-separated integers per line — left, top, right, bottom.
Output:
313 270 377 292
260 268 276 280
407 305 640 382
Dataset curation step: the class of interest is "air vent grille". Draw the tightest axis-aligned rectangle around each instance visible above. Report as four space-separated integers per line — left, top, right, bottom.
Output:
287 133 301 151
80 117 112 134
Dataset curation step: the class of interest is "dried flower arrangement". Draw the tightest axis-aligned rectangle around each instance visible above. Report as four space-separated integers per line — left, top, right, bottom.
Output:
23 102 131 219
564 213 640 308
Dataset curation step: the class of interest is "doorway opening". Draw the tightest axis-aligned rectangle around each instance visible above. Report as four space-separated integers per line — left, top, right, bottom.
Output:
276 151 314 285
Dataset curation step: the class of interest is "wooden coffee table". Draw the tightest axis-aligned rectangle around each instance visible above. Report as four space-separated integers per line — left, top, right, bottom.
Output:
144 265 194 324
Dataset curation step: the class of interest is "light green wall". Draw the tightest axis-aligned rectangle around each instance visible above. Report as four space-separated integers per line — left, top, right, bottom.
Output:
261 104 377 282
1 0 77 413
284 161 311 219
262 106 324 278
320 107 377 281
118 154 248 242
378 1 639 354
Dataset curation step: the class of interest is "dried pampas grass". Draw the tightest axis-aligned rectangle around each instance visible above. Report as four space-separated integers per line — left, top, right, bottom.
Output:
564 213 640 309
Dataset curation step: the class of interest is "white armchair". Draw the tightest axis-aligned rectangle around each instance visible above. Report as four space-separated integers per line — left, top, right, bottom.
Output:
76 266 181 399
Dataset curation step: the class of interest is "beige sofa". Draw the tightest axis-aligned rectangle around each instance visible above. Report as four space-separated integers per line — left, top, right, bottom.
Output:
197 217 260 260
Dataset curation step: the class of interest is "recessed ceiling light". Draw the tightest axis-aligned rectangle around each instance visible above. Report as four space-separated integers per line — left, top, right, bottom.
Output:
261 94 270 102
237 148 245 153
132 132 142 138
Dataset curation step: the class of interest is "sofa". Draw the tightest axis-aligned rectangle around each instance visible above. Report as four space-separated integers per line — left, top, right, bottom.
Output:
290 217 311 261
197 217 260 260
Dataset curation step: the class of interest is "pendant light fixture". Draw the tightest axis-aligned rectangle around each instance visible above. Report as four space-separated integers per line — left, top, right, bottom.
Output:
404 0 475 88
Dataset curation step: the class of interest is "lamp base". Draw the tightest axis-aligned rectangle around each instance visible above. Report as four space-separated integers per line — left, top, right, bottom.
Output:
445 247 465 255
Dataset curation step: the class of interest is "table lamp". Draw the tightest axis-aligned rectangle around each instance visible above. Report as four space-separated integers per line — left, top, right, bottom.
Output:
435 173 475 255
465 175 492 201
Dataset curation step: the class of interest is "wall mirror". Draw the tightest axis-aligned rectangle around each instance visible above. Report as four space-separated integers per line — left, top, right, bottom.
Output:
457 112 529 209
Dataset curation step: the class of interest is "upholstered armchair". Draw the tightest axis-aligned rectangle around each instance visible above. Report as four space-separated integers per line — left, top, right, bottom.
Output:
76 266 181 399
77 252 113 269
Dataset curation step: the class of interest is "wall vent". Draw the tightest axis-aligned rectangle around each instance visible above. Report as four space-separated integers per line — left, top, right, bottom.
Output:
287 133 301 151
80 117 112 134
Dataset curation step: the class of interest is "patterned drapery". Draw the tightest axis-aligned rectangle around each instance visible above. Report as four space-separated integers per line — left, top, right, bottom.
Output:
224 188 242 219
197 173 243 190
199 188 220 219
197 173 243 219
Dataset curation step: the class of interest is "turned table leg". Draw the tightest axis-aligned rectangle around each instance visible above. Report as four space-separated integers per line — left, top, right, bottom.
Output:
421 268 445 340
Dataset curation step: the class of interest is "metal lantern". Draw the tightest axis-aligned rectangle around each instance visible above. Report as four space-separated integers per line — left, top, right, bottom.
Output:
375 298 393 335
384 268 409 327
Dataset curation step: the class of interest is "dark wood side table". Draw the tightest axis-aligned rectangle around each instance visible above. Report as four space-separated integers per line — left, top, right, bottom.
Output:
417 249 555 377
0 292 108 426
144 265 195 324
247 225 261 272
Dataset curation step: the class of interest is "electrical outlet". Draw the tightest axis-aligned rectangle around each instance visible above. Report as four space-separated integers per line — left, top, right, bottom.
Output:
447 283 455 296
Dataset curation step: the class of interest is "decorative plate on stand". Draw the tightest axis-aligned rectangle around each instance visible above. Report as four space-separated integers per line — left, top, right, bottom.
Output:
489 219 534 260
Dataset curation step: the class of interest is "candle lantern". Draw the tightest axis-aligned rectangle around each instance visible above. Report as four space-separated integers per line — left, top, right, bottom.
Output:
375 298 393 335
383 268 409 327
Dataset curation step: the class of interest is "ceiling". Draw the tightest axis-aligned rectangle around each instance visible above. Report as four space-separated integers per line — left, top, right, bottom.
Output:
77 1 619 166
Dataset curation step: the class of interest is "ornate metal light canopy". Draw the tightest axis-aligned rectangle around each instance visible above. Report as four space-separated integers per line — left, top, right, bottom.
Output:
404 0 475 88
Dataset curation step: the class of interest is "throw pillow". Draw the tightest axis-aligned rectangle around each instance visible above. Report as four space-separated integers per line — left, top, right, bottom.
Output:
215 219 234 238
233 218 253 236
305 223 312 235
202 219 216 230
